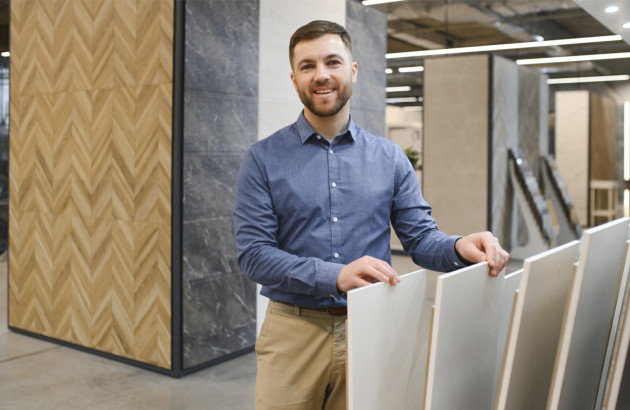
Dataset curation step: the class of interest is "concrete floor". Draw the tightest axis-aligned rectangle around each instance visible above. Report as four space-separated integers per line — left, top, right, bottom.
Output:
0 252 257 410
0 254 519 410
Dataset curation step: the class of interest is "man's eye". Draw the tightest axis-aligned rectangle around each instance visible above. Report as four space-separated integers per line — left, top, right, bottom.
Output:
328 60 341 66
301 64 313 70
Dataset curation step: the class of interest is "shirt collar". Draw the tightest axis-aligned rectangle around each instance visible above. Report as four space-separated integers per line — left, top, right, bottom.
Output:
296 110 359 145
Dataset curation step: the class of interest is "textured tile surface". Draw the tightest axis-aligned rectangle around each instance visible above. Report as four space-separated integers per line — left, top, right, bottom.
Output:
495 241 580 410
347 269 435 410
548 218 630 410
424 263 521 410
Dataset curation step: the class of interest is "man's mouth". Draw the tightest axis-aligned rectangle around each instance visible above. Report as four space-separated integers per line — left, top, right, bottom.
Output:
314 89 334 94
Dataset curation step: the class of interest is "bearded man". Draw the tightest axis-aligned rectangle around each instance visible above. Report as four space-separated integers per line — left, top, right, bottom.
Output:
234 20 510 410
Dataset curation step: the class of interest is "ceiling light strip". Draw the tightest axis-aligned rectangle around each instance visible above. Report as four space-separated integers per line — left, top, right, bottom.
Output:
518 52 630 65
386 97 418 103
547 75 630 84
386 35 622 59
386 86 412 92
362 0 404 5
398 66 424 73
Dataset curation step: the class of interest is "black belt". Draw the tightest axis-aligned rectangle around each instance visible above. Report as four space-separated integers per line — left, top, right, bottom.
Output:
276 301 347 316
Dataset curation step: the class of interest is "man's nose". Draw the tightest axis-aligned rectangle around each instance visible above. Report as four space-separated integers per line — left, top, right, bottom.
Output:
314 64 330 82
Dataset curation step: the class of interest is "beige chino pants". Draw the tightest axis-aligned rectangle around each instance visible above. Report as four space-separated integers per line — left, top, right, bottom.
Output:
255 301 347 410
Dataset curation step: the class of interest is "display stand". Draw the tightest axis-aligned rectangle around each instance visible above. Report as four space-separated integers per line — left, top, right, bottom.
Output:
590 179 619 226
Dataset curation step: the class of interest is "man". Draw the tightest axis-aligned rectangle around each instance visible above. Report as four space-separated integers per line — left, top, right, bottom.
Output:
234 20 510 409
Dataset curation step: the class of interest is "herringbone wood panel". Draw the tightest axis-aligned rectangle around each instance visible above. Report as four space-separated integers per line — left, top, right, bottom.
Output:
9 0 173 369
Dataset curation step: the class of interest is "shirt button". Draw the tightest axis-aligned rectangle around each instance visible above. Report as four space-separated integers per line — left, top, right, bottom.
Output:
333 217 338 222
454 262 459 267
334 253 339 258
329 149 334 155
317 135 322 140
331 182 337 188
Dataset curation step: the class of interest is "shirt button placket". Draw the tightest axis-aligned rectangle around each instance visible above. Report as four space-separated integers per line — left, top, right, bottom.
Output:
329 144 341 262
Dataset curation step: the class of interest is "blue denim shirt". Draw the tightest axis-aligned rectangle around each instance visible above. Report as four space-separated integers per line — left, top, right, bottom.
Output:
234 112 464 308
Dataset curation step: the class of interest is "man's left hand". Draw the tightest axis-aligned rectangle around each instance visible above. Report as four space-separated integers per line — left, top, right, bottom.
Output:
455 232 510 277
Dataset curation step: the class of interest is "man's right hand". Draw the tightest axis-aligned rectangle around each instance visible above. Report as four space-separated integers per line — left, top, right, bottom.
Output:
337 255 400 292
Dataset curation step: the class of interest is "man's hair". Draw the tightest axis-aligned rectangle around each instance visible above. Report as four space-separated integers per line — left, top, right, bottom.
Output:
289 20 353 66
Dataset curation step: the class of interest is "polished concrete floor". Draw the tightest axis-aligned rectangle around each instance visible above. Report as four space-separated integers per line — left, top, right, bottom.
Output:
0 252 258 410
0 254 423 410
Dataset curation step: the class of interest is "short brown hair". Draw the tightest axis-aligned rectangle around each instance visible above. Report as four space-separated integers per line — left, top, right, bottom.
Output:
289 20 353 67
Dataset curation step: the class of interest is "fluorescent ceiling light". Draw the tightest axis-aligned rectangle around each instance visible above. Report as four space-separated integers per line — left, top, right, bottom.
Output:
0 51 9 57
547 75 630 84
386 35 622 59
398 66 424 73
518 52 630 65
386 86 411 92
385 68 393 74
386 97 418 103
362 0 404 5
605 6 620 13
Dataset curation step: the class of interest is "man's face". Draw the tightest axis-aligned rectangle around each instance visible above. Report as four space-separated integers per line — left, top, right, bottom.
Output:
290 34 358 118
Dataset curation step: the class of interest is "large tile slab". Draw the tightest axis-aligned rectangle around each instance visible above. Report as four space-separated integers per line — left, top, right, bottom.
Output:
548 218 630 409
495 241 580 410
347 269 433 410
424 263 521 410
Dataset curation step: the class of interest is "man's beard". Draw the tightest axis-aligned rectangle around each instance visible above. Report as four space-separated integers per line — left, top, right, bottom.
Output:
299 81 353 117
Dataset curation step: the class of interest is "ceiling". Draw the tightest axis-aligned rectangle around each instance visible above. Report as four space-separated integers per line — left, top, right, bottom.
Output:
366 0 630 107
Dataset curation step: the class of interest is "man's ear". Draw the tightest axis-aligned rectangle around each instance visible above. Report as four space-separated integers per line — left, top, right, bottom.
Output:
351 61 358 83
290 71 298 92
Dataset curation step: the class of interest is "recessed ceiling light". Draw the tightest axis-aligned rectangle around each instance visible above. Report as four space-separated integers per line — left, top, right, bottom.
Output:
624 22 630 29
385 68 393 74
605 5 620 13
0 52 9 58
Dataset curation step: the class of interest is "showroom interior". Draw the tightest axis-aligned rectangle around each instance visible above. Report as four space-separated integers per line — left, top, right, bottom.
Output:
2 0 630 408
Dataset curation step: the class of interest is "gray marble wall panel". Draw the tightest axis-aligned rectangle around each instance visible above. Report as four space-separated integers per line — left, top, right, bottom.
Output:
183 0 258 369
346 0 387 137
518 66 547 179
491 56 519 249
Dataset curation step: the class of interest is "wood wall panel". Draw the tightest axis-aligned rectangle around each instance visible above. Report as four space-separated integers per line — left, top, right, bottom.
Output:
9 0 174 369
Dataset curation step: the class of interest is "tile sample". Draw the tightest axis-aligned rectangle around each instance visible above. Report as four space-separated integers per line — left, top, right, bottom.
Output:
495 241 580 410
600 241 630 409
424 263 522 410
493 268 524 402
347 269 433 410
548 218 630 410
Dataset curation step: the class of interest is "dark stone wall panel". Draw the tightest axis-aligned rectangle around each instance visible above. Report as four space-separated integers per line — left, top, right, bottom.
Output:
182 0 258 369
185 0 259 95
186 0 258 44
182 216 244 292
183 91 257 153
183 272 256 367
183 153 243 220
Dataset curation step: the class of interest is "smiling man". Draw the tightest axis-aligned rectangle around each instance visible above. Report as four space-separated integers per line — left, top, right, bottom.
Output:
234 20 509 410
